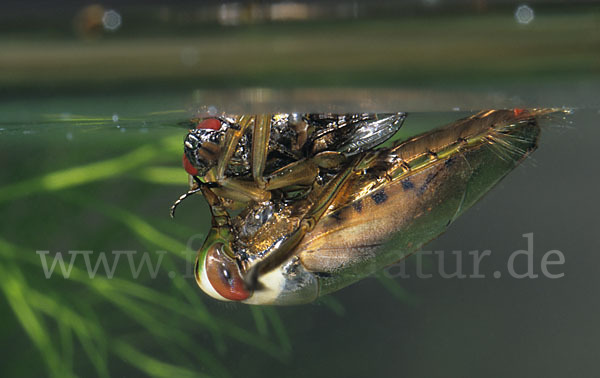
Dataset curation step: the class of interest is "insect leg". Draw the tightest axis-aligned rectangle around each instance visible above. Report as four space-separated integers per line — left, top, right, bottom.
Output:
212 178 271 203
261 159 320 190
260 151 346 192
300 157 357 230
251 114 272 189
200 184 230 225
216 115 254 180
208 114 272 202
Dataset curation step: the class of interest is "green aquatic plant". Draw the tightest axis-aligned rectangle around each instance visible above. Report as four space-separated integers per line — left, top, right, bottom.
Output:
0 130 300 377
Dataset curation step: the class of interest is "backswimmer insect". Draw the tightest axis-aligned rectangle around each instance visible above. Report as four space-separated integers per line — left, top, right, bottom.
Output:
174 109 562 305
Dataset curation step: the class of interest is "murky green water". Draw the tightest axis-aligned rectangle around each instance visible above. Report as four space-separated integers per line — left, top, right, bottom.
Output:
1 3 599 377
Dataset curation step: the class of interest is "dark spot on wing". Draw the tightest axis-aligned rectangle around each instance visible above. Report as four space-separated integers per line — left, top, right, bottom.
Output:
371 189 388 205
352 199 363 213
330 210 344 223
418 171 439 196
401 179 414 191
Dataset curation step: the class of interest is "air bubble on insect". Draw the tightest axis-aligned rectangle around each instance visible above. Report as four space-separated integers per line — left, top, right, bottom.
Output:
239 202 275 239
515 5 534 24
194 105 219 118
289 113 302 123
207 106 218 116
102 10 122 31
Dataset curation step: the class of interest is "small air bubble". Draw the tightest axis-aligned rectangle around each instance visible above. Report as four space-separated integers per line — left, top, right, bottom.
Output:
120 127 126 132
103 10 122 31
112 114 119 122
207 106 218 116
66 132 73 141
453 107 461 111
515 5 534 25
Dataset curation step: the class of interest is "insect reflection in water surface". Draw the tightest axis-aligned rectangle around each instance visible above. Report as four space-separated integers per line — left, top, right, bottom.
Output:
172 109 560 305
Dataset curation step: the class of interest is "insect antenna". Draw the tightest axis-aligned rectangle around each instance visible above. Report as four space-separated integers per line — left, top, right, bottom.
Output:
170 177 206 218
170 186 203 218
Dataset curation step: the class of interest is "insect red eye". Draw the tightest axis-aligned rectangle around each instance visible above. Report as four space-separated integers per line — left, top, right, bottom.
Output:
205 244 250 301
182 154 199 176
196 118 221 130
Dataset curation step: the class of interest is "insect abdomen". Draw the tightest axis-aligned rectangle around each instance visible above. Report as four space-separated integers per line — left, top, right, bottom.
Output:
295 109 545 295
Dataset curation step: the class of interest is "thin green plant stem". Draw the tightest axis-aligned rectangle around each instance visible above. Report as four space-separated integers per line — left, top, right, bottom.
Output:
105 292 230 378
26 290 109 378
316 295 346 316
113 340 210 378
136 166 188 186
0 134 181 203
0 236 286 361
375 273 416 304
0 263 70 377
263 307 292 357
250 306 269 338
55 190 230 353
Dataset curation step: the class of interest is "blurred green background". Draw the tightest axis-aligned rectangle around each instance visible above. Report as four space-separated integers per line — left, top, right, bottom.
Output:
1 1 599 377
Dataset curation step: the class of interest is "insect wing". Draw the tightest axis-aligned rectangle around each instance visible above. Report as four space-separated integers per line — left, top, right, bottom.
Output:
336 112 406 156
